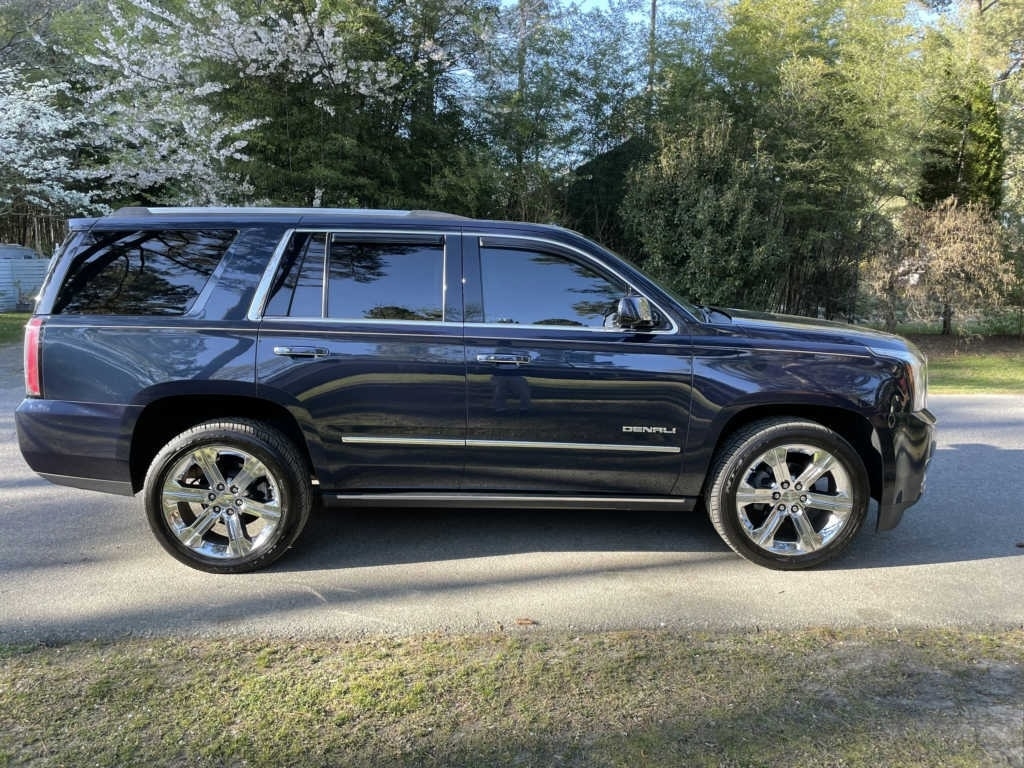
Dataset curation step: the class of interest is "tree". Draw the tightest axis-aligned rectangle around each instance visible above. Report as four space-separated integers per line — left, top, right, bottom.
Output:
0 67 104 223
71 0 421 206
899 198 1016 334
916 25 1005 210
624 0 925 316
622 104 785 307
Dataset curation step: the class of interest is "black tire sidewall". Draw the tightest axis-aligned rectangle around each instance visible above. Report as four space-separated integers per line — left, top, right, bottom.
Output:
708 420 869 570
144 420 311 574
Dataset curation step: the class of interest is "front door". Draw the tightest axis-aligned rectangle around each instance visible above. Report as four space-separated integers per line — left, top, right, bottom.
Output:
462 234 693 496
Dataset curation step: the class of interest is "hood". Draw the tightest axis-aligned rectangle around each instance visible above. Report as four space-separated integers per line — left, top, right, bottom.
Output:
715 308 912 354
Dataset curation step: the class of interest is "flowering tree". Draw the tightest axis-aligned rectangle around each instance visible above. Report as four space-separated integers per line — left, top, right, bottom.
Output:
78 0 420 205
0 67 104 214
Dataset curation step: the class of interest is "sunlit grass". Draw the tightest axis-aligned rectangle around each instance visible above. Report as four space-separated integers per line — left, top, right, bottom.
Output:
1 629 1020 767
928 353 1024 394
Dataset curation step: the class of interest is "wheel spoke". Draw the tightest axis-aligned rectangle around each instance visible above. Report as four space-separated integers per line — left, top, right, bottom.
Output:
225 514 253 558
228 458 264 494
182 508 222 548
792 510 823 552
804 491 854 517
752 507 788 547
763 447 792 488
192 446 227 488
243 498 282 524
735 485 776 506
162 486 212 506
794 451 836 490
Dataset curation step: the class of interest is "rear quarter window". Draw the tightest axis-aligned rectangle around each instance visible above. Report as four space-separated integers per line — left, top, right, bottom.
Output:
53 229 236 315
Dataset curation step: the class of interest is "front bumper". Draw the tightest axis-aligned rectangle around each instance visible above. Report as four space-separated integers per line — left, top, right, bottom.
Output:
875 408 937 531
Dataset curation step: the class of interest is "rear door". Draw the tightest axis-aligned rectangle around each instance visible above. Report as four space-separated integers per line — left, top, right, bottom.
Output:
255 228 465 491
462 233 693 496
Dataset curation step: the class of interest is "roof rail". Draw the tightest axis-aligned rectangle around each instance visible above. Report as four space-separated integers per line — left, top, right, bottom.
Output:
110 206 469 220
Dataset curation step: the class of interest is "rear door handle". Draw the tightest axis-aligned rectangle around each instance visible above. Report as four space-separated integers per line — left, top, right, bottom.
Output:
476 353 531 366
273 346 329 358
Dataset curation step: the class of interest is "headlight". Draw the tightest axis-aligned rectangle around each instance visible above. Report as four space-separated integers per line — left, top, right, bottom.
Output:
868 344 928 412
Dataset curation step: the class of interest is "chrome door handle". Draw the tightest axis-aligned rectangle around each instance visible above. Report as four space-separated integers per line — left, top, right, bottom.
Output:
273 346 329 358
476 353 531 366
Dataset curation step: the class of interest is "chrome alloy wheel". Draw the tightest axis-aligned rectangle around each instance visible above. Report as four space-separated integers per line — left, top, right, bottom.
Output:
160 443 283 561
732 442 855 557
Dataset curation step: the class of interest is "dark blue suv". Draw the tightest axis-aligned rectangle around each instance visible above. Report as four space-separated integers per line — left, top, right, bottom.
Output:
16 207 935 572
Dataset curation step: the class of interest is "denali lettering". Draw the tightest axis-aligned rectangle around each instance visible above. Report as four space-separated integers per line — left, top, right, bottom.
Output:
623 426 678 434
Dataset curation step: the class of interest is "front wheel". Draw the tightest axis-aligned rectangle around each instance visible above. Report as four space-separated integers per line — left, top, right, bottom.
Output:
706 418 869 570
144 420 312 573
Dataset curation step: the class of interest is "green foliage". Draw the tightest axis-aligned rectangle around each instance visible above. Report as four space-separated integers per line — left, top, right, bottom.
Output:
2 0 1023 320
623 104 786 307
918 32 1005 210
624 0 922 315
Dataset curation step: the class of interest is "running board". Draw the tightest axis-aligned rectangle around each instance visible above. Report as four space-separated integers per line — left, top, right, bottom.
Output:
322 492 697 512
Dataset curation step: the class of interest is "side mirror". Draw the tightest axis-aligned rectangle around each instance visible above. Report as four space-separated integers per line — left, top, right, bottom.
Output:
614 295 656 331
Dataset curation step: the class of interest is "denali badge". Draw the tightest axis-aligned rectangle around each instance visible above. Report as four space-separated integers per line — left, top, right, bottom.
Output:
622 425 678 435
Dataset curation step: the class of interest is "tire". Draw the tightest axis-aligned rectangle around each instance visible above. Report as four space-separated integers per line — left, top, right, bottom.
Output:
144 419 312 573
706 418 869 570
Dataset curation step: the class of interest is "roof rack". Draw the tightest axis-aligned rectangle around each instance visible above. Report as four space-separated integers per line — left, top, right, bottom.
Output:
112 206 469 220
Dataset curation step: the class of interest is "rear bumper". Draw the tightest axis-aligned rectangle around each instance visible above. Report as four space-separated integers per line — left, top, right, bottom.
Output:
15 398 136 496
875 408 937 531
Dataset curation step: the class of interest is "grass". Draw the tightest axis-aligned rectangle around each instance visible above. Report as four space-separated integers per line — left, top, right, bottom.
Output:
1 628 1021 767
0 313 28 345
928 353 1024 393
905 333 1024 394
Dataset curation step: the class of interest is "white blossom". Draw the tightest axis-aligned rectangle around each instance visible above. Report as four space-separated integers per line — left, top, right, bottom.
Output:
0 67 106 213
79 0 409 204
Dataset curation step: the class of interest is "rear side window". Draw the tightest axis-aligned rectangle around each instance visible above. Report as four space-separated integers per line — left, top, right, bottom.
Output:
265 233 446 322
53 230 236 316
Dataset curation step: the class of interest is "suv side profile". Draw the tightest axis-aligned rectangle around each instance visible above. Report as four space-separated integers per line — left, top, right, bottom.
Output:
16 207 936 573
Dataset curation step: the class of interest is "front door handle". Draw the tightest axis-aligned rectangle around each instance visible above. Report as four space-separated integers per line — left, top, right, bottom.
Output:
476 353 531 366
273 346 329 358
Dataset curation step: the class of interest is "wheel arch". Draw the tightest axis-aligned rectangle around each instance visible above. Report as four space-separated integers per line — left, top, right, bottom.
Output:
129 395 318 494
702 404 882 505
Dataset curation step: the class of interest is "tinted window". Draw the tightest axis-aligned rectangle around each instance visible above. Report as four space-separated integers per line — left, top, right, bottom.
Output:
327 240 444 321
54 230 235 315
265 234 446 321
479 247 624 327
264 232 327 317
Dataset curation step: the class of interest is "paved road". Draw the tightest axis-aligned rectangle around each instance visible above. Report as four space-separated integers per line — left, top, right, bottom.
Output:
0 343 1020 642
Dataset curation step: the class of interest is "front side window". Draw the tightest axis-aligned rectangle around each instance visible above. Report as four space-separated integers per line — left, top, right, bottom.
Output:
479 246 624 328
265 233 445 322
54 229 236 316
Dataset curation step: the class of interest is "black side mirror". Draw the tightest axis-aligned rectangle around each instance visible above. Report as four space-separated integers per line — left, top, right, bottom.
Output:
614 295 656 331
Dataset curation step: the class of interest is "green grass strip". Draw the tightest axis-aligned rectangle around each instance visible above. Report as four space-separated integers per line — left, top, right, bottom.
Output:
929 353 1024 394
2 628 1021 767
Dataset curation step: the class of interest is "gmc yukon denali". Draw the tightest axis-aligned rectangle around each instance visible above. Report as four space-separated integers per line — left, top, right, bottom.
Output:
16 207 936 573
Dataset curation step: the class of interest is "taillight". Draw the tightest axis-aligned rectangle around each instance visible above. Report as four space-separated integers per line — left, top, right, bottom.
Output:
24 317 43 397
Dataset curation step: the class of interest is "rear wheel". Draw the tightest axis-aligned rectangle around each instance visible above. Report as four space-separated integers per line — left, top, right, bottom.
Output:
144 420 311 573
706 418 869 570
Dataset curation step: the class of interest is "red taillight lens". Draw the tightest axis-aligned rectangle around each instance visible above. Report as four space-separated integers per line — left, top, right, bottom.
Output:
24 317 42 397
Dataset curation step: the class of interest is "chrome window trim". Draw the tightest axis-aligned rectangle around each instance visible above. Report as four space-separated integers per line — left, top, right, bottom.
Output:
248 228 453 323
249 228 682 334
342 435 680 454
